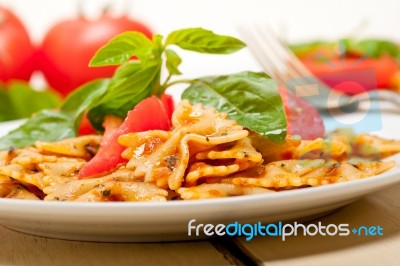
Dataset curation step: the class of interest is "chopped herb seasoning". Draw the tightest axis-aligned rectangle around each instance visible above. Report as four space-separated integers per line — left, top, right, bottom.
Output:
165 155 179 170
31 166 39 173
101 189 111 197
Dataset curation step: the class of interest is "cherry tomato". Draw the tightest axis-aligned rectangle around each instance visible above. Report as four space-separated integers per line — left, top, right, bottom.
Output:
38 14 152 96
0 7 36 83
161 93 175 121
78 112 97 135
78 96 171 179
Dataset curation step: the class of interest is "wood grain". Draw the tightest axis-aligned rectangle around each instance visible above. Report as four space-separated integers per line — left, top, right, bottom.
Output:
235 182 400 266
0 227 231 266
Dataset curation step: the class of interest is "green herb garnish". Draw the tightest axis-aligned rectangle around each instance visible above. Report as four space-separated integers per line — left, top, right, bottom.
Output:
101 189 111 197
0 27 288 150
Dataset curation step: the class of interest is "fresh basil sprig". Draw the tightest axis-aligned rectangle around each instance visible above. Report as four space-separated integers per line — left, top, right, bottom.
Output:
88 27 248 128
0 27 288 150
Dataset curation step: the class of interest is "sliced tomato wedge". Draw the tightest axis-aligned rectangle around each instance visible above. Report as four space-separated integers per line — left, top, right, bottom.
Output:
78 96 171 179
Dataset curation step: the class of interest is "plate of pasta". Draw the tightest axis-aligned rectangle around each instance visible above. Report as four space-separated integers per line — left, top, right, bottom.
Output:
0 101 399 242
0 27 400 242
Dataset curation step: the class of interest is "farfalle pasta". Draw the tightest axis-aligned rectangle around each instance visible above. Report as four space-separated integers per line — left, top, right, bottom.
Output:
0 101 399 201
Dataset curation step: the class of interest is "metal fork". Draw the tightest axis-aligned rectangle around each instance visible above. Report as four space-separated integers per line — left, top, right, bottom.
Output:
237 25 400 110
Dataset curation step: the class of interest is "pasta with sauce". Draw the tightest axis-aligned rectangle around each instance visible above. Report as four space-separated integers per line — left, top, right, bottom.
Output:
0 100 399 202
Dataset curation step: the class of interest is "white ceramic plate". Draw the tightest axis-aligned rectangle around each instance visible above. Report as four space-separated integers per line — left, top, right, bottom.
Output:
0 113 399 242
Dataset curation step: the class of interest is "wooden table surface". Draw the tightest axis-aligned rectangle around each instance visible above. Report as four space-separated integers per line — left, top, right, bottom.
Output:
1 182 400 266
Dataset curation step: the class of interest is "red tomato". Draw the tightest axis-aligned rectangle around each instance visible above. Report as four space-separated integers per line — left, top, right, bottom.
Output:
78 96 171 179
38 14 152 96
78 113 97 135
280 87 325 140
0 7 36 83
301 56 398 93
77 93 173 136
161 93 175 120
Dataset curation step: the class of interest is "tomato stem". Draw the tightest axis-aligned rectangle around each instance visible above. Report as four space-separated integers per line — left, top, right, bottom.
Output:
77 0 86 20
102 3 113 16
76 1 113 20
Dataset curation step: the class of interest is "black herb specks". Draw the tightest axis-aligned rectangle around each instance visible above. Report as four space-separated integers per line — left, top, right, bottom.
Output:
165 155 179 171
101 189 111 197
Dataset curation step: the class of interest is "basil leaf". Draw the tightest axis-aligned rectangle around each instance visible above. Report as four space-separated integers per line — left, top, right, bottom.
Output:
166 28 245 54
61 79 111 132
89 32 154 66
113 61 142 79
0 110 74 150
182 71 287 143
8 82 61 118
62 79 110 113
0 79 110 150
152 34 164 54
165 49 182 75
88 61 162 129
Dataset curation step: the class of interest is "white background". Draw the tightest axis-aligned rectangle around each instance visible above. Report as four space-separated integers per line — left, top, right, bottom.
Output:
5 0 399 42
